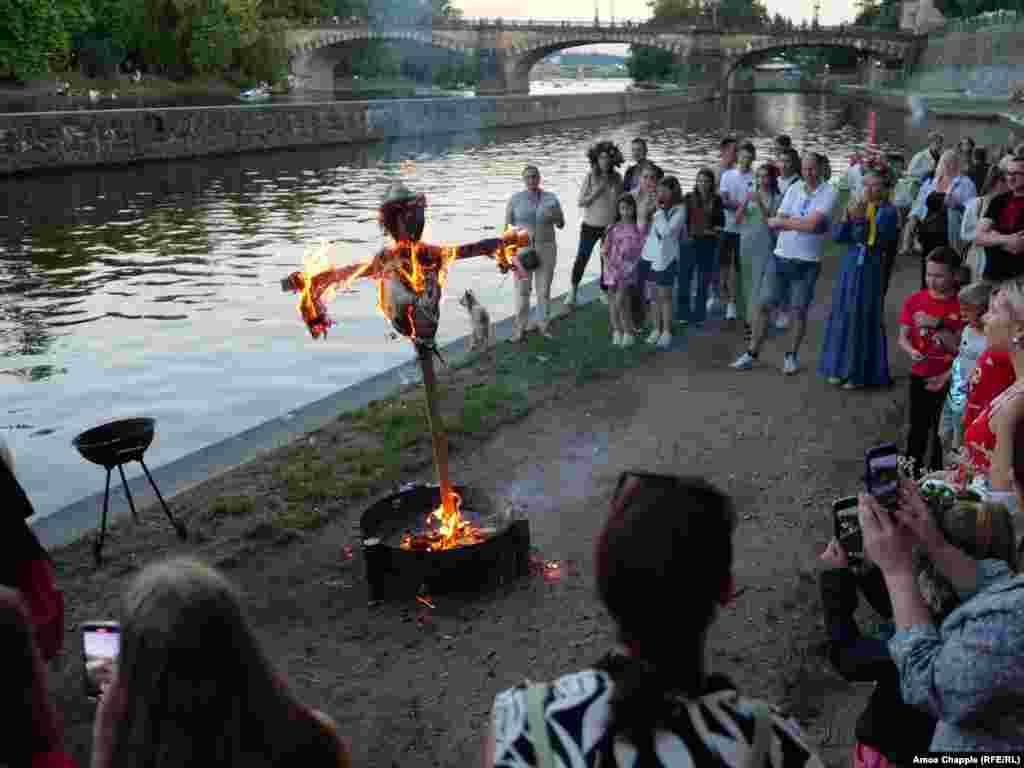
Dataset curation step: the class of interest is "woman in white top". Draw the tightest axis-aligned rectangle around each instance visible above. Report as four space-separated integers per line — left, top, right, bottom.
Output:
961 165 1008 279
505 165 566 340
639 176 686 349
901 149 977 288
569 141 623 308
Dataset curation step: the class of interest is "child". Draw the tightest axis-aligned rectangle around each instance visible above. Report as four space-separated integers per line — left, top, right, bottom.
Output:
898 246 966 476
939 279 992 460
639 176 686 349
601 194 645 347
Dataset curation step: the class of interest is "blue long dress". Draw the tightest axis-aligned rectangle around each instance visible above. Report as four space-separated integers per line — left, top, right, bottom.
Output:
818 204 898 388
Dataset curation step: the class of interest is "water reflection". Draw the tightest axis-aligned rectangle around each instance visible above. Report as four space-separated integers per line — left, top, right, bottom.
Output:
1 91 1017 519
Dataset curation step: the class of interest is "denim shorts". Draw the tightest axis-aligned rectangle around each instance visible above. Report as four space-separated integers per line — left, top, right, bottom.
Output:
760 255 820 312
650 261 678 287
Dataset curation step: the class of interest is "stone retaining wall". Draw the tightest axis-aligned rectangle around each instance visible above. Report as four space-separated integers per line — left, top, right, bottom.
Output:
913 24 1024 97
0 89 713 177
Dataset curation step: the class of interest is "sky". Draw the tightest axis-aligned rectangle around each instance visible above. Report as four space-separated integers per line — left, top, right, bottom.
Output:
455 0 857 28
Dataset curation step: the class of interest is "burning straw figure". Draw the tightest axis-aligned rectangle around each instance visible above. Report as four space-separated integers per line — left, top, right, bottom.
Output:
281 182 536 550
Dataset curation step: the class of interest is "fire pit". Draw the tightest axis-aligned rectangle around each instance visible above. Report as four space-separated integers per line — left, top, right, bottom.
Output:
361 484 530 601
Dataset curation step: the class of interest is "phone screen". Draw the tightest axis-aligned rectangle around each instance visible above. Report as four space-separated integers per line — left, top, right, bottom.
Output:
82 624 120 699
866 445 900 507
832 496 863 560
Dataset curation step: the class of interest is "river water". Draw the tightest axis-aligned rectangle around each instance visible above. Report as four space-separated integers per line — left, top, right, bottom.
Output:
0 89 1014 520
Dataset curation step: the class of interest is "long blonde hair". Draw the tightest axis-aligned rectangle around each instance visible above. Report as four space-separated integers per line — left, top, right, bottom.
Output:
933 148 960 188
105 557 344 768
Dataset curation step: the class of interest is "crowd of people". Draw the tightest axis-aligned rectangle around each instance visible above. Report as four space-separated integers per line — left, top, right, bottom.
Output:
5 132 1024 767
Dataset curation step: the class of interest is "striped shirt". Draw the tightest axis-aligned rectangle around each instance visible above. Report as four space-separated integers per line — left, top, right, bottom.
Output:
491 668 824 768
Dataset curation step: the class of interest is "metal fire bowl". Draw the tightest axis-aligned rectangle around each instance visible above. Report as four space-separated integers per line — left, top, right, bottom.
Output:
360 484 530 602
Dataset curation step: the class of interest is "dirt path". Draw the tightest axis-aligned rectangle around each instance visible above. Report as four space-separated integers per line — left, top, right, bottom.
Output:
47 251 918 767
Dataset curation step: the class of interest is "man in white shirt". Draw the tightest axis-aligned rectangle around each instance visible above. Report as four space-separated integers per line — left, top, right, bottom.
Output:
718 141 756 321
778 149 801 197
730 152 838 375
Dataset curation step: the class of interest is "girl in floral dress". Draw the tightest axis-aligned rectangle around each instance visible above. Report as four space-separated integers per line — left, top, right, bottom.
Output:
602 194 645 347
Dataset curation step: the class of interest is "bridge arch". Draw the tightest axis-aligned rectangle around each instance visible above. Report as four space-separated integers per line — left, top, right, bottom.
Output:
721 35 915 90
288 28 476 92
507 35 681 82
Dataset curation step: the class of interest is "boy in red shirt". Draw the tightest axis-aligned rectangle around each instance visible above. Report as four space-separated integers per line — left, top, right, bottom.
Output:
898 247 965 475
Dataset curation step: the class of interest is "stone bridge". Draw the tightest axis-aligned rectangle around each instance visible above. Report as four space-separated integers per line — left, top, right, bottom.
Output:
286 19 925 95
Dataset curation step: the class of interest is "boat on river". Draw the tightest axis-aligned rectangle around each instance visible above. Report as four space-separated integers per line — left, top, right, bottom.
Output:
238 87 271 103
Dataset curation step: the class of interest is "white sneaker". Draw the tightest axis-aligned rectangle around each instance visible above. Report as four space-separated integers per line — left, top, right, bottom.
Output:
706 295 719 313
567 286 577 308
730 351 756 370
725 302 737 320
612 331 623 346
656 332 673 348
646 329 661 344
621 333 636 347
783 353 800 375
775 311 790 329
599 293 609 305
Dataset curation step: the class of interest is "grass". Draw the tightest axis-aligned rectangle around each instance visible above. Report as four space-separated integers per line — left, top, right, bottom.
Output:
266 300 657 530
209 495 256 517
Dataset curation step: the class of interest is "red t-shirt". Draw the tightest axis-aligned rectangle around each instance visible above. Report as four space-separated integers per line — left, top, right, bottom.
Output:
899 290 964 378
982 192 1024 280
963 349 1016 430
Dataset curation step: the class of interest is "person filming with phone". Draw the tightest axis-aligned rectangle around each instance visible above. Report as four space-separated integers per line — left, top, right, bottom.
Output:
857 480 1024 751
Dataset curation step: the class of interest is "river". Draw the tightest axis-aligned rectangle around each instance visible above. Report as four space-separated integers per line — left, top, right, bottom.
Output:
0 89 1014 521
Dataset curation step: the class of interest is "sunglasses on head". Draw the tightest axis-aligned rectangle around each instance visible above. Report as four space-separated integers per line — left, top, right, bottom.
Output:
612 471 684 508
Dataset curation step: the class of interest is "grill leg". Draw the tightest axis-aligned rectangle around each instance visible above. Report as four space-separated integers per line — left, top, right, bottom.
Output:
139 459 187 540
94 468 112 567
118 463 139 524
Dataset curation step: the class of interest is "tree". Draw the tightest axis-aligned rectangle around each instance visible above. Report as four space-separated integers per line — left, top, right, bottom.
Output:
853 0 901 28
0 0 68 79
646 0 702 24
188 0 242 74
627 44 676 81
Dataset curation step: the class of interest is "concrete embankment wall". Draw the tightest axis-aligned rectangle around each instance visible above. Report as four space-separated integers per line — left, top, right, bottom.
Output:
0 89 713 177
912 23 1024 97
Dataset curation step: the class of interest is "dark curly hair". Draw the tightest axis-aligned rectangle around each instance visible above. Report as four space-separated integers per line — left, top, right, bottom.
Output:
587 141 625 174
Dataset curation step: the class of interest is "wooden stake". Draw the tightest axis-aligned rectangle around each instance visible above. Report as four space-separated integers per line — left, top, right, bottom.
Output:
416 344 454 513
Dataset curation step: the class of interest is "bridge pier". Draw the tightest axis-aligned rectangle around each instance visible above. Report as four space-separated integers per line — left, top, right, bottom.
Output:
475 46 529 96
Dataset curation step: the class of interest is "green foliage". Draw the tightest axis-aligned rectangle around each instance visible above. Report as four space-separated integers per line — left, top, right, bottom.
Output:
234 19 290 83
210 495 256 516
627 45 677 82
188 0 241 74
0 0 68 79
647 0 769 25
854 0 902 28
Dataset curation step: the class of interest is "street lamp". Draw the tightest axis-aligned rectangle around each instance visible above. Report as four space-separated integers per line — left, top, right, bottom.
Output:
706 0 720 28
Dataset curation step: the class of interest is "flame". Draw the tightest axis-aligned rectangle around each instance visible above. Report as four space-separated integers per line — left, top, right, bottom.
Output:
399 490 489 552
297 242 339 338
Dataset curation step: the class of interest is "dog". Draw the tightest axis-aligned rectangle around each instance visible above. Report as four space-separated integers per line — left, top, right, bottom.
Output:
459 289 491 351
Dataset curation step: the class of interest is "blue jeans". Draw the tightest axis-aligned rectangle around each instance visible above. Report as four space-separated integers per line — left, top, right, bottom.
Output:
571 223 607 290
676 238 716 323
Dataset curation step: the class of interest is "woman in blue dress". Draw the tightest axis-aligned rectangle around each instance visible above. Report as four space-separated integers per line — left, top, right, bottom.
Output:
819 165 898 389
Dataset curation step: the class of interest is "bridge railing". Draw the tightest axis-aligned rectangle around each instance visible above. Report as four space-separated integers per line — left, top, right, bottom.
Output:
296 16 918 38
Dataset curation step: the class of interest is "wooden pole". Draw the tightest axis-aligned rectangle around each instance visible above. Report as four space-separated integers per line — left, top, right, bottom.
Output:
416 344 454 513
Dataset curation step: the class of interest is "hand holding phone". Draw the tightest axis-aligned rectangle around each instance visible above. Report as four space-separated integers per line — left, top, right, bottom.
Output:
865 443 900 511
832 496 863 562
82 622 120 700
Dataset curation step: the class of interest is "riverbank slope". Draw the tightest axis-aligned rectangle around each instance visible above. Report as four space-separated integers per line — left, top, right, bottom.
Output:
43 238 919 766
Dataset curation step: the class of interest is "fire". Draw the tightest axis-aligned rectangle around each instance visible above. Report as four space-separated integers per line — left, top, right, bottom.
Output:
297 242 339 339
495 227 530 275
400 490 489 552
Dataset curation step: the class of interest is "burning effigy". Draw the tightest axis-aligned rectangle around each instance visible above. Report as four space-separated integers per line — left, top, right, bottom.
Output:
281 182 535 558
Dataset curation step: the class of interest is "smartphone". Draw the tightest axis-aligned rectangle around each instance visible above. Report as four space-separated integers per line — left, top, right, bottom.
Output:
865 442 900 510
82 621 120 699
832 496 863 561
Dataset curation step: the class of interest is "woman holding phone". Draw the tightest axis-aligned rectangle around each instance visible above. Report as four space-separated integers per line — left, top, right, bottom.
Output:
92 557 352 768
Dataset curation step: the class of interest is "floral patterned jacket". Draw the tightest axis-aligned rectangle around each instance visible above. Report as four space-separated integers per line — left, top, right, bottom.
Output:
888 559 1024 751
